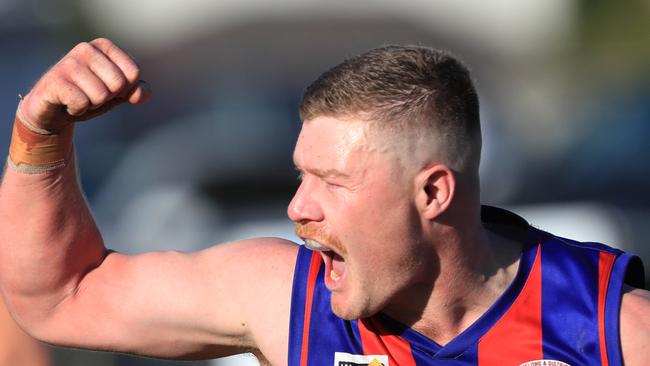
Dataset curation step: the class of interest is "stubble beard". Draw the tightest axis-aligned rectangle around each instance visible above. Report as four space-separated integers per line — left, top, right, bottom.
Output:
329 275 381 321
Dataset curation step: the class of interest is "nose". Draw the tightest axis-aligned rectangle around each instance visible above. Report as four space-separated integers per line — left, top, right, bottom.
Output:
287 178 324 223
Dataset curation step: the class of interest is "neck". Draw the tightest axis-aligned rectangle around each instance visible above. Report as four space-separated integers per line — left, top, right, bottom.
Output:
382 216 522 345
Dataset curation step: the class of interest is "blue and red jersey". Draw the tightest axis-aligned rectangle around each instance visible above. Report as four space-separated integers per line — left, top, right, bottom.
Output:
288 206 645 366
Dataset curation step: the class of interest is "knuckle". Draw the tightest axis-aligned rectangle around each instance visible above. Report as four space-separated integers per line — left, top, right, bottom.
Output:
92 37 112 46
55 57 81 78
77 98 90 111
72 41 94 55
93 89 111 104
91 37 117 53
107 73 127 93
60 56 80 70
69 96 89 115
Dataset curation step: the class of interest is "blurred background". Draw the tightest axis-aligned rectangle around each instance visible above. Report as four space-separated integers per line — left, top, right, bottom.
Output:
0 0 648 365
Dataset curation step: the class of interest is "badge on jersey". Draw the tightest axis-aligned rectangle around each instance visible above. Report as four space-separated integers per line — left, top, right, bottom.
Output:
334 352 389 366
519 360 571 366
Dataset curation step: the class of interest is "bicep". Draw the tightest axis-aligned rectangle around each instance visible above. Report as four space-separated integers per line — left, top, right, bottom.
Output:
41 238 298 360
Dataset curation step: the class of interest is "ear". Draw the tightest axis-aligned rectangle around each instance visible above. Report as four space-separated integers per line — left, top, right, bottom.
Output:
414 164 455 220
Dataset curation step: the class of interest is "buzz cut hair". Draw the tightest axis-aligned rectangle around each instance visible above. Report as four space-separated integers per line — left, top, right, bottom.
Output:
299 45 482 174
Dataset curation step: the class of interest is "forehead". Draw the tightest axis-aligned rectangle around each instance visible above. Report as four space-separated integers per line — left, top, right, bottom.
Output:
293 116 371 169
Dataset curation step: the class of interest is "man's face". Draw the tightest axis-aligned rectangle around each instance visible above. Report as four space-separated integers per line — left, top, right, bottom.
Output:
289 116 430 320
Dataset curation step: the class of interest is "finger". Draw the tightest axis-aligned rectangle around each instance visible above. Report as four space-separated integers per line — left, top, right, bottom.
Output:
72 98 124 122
85 45 129 96
124 81 152 105
67 64 112 108
73 81 151 122
90 38 140 85
54 80 92 117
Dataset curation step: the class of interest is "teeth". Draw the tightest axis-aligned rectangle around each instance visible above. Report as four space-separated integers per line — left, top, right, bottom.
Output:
304 239 328 252
330 270 341 281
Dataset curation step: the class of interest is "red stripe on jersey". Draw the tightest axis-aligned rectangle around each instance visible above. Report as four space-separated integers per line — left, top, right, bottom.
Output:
300 251 323 366
478 244 543 365
597 252 615 366
359 316 417 366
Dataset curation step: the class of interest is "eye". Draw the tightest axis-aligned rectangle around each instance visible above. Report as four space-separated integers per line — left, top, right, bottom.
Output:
324 180 343 190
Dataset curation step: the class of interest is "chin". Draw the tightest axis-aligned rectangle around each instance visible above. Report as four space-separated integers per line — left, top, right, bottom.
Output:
331 297 379 320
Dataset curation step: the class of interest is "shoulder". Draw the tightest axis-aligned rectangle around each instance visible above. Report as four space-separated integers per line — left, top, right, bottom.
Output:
194 237 300 309
196 237 300 364
196 237 299 271
620 285 650 365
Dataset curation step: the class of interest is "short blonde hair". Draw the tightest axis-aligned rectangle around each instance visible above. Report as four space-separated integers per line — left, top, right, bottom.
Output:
299 45 481 173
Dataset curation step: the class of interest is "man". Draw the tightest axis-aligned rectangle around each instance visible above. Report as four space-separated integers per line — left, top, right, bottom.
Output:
0 38 648 366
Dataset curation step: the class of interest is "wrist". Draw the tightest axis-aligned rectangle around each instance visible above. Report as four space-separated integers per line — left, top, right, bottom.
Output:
8 101 74 174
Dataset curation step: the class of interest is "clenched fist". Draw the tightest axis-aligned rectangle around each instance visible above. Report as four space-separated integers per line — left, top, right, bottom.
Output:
8 38 151 173
20 38 151 131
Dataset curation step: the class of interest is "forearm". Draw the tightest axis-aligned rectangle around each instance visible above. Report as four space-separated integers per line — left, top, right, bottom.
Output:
0 145 106 325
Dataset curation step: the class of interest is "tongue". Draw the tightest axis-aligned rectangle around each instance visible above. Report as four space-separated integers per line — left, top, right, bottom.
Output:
331 253 346 276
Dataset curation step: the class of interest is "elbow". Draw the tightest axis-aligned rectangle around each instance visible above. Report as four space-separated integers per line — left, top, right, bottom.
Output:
1 292 64 344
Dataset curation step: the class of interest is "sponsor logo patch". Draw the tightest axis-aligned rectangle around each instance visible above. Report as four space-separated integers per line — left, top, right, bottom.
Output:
519 360 571 366
334 352 389 366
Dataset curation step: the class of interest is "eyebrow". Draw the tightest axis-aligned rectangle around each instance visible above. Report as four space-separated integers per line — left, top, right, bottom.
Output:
293 161 350 179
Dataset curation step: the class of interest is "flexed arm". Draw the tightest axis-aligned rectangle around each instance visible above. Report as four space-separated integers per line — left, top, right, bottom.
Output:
0 39 297 363
0 37 149 325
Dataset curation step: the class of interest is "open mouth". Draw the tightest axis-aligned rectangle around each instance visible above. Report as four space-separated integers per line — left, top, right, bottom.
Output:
322 250 345 282
304 239 346 286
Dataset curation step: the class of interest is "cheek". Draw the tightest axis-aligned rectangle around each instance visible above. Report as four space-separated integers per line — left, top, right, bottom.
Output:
329 177 416 250
345 196 414 261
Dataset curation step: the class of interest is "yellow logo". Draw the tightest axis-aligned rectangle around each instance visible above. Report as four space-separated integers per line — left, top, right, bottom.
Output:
334 352 389 366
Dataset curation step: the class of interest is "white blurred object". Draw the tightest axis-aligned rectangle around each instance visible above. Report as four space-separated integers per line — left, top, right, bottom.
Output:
79 0 575 55
103 184 224 253
223 219 299 243
509 202 624 248
211 353 260 366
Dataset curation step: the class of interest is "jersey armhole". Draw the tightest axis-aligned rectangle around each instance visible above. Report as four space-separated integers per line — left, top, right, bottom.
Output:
604 253 645 366
287 246 321 366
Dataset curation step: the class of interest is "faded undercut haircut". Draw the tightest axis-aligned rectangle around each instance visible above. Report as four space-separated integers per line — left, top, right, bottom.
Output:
299 45 481 174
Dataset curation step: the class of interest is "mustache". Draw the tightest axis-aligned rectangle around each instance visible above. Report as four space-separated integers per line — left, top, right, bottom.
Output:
294 223 346 255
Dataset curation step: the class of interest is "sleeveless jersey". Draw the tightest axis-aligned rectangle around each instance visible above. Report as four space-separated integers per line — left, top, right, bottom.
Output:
287 206 645 366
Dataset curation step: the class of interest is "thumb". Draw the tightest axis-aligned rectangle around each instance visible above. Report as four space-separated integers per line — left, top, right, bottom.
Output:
73 81 151 122
126 80 152 105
